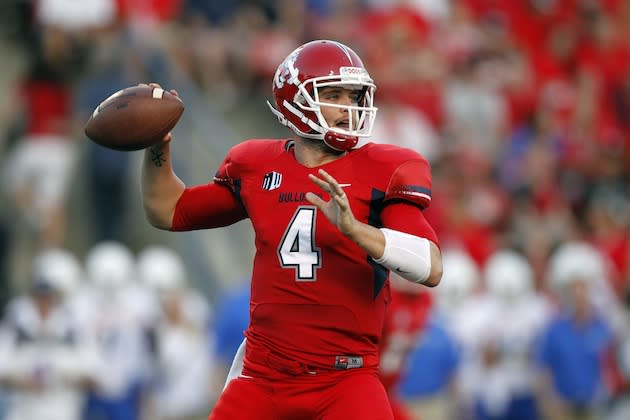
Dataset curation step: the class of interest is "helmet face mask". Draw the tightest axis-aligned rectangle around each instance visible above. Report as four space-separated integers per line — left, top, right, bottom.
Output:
268 40 377 151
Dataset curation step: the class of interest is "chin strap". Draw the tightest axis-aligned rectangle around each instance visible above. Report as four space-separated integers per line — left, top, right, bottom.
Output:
267 100 322 139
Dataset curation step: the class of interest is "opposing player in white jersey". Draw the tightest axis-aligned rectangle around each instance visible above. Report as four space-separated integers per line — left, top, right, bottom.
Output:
0 249 99 420
137 245 214 420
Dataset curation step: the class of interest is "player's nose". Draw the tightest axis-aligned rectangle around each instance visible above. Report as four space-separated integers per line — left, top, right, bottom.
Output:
340 92 355 106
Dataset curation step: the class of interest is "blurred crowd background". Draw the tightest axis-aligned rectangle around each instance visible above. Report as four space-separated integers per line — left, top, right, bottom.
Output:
0 0 629 419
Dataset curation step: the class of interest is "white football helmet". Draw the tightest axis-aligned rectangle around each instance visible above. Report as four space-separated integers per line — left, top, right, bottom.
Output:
85 241 135 290
484 250 534 300
547 241 606 291
32 248 83 294
136 245 186 292
436 249 480 310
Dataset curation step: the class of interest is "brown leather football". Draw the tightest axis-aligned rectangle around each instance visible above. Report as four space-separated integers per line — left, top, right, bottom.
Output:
85 85 184 151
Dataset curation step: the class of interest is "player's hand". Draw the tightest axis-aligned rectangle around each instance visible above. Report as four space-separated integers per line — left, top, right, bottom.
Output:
139 82 179 98
306 169 358 237
140 82 179 144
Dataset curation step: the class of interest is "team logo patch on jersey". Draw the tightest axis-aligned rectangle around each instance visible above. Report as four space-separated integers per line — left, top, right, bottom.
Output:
334 355 363 369
262 171 283 190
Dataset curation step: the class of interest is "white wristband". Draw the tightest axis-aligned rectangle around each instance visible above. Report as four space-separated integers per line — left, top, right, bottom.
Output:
373 228 432 283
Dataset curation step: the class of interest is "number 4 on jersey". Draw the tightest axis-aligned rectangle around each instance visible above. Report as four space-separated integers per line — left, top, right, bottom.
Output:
278 207 321 281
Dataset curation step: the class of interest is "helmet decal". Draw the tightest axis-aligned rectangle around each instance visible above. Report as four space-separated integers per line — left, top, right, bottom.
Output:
273 49 300 90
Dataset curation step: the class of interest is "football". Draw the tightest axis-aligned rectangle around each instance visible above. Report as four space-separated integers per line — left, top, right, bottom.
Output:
84 85 184 151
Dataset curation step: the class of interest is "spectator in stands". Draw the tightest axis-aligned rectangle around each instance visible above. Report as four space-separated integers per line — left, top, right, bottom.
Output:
2 27 82 247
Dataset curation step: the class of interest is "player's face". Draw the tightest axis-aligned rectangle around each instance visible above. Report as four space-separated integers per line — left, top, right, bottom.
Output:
318 86 362 132
33 290 60 317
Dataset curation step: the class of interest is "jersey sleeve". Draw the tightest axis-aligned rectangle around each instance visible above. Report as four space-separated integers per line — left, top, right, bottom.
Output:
380 201 439 245
384 158 432 209
173 139 283 231
171 183 247 231
172 142 250 231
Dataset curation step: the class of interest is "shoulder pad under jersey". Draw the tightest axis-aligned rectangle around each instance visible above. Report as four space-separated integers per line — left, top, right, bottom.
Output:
214 139 288 191
364 143 432 209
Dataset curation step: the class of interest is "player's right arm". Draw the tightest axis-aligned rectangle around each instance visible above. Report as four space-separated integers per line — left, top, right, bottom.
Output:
142 138 185 229
142 137 248 231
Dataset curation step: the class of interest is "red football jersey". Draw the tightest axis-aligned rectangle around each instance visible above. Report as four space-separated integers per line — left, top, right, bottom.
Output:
198 139 435 372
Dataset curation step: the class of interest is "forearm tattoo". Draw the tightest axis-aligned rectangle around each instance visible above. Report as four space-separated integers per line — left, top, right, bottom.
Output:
150 148 166 167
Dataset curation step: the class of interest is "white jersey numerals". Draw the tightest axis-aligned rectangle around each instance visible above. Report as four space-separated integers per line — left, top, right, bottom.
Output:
278 207 321 281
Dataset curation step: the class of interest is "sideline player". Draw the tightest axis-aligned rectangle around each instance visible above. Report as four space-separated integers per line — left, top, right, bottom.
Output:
141 40 442 419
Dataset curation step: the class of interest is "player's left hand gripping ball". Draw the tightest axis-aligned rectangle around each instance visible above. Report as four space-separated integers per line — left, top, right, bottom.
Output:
84 85 184 151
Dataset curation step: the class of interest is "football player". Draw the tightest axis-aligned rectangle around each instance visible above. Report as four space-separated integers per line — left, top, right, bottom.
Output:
141 39 443 419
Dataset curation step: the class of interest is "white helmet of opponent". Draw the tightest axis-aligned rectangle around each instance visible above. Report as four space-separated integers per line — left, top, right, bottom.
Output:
85 241 135 290
484 250 534 300
547 241 606 291
547 240 626 332
436 249 480 310
136 245 186 292
32 248 83 294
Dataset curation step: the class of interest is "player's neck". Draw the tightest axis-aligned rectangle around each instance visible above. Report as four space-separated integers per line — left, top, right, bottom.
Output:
293 138 346 168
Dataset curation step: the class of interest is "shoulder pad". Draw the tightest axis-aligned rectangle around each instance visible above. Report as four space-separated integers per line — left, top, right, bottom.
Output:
385 159 432 209
363 142 423 163
214 139 287 191
362 143 433 208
